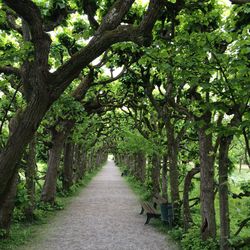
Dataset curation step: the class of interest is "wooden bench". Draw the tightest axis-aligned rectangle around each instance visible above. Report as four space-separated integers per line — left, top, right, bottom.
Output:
139 201 160 224
153 193 168 209
153 194 174 226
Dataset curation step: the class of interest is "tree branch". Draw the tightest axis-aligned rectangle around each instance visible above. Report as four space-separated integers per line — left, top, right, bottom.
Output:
230 191 250 199
0 83 21 136
234 217 250 236
6 11 23 35
44 9 76 32
92 50 109 68
71 69 95 101
93 66 127 86
4 0 51 68
230 0 250 4
3 0 47 42
0 66 21 77
50 0 164 99
81 0 100 30
168 99 194 120
139 0 164 44
96 0 135 34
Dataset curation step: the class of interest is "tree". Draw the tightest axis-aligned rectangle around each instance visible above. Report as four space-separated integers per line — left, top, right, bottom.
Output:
0 0 163 206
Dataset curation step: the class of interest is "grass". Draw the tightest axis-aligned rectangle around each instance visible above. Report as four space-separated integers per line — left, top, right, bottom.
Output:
0 164 104 250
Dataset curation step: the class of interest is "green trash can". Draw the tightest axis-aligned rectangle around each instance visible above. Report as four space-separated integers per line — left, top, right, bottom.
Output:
160 203 173 226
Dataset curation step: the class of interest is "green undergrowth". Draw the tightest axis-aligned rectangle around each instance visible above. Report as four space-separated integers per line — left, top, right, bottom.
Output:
119 165 181 249
119 164 250 250
124 174 152 201
118 164 151 200
0 165 104 250
187 166 250 248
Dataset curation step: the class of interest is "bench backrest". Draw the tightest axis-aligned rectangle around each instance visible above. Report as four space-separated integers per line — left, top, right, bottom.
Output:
153 194 167 204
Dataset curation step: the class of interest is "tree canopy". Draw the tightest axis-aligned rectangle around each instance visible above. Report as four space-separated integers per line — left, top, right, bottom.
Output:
0 0 250 249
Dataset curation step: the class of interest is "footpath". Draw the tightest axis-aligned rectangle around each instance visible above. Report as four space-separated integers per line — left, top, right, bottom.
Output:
19 159 179 250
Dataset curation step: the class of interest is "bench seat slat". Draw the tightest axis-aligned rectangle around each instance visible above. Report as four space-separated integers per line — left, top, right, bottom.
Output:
141 201 159 215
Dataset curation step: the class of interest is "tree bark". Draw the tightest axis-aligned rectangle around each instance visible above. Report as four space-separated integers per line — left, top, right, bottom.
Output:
0 172 18 238
41 120 75 203
41 130 66 204
0 93 50 204
130 153 136 176
78 146 87 180
166 120 180 205
62 141 74 192
135 151 146 182
86 150 94 171
198 123 216 240
151 153 161 195
74 144 81 182
219 136 233 250
183 165 200 231
0 116 25 237
24 136 37 221
245 147 250 169
162 154 168 201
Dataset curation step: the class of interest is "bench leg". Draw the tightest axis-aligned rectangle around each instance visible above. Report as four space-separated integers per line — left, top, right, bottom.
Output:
145 214 152 225
145 214 160 224
153 202 157 209
140 206 144 215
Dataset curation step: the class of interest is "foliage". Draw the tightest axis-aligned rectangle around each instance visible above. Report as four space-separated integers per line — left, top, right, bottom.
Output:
116 129 154 155
240 181 250 193
0 163 104 250
168 226 183 241
181 227 219 250
0 0 250 249
118 163 152 201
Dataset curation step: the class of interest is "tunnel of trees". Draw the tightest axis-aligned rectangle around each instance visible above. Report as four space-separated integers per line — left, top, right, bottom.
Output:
0 0 249 249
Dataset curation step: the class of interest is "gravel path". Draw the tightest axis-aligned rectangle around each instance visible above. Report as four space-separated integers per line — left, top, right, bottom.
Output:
19 160 179 250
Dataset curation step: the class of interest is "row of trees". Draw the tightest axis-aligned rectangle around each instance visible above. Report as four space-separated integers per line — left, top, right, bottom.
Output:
109 0 250 249
0 0 163 240
0 0 249 249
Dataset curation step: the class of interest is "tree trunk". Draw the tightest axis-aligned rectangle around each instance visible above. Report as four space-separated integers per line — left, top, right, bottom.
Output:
41 131 66 204
24 136 37 221
219 136 233 250
135 151 146 182
62 141 74 192
162 154 168 200
78 147 87 180
183 165 200 231
198 125 216 240
87 151 93 172
0 93 50 204
41 119 74 203
0 0 163 210
166 121 180 205
74 144 81 182
245 148 250 169
0 172 18 238
130 153 137 176
0 113 30 237
151 153 161 195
